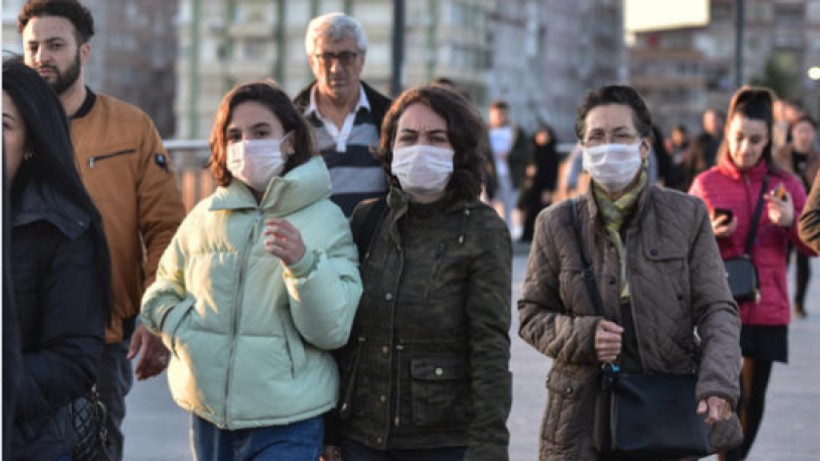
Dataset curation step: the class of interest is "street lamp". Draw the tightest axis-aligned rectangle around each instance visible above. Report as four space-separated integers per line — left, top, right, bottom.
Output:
809 66 820 82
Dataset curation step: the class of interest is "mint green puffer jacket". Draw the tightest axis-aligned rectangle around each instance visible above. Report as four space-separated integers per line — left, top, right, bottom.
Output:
140 156 362 429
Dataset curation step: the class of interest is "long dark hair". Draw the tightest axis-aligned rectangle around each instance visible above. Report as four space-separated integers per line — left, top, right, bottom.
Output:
377 85 486 201
3 57 111 321
717 86 784 174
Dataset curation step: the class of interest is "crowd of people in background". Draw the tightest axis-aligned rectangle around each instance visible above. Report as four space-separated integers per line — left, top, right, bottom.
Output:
5 1 820 460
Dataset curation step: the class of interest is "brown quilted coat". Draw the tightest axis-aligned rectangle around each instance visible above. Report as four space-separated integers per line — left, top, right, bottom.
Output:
518 185 742 461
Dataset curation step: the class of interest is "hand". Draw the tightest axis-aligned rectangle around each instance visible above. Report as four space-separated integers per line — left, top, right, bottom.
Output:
764 189 795 227
594 320 624 363
127 323 171 380
697 396 733 424
263 218 305 266
321 446 341 461
711 213 737 238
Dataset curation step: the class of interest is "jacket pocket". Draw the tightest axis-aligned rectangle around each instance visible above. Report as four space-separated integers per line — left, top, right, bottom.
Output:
410 356 470 427
542 367 590 446
87 148 136 168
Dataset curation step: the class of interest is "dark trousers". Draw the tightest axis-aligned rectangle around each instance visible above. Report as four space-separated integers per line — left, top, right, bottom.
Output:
794 251 811 313
723 358 773 461
95 341 133 461
340 437 466 461
191 414 323 461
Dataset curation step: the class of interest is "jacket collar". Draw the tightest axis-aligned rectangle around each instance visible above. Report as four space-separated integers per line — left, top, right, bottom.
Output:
12 179 90 239
717 155 769 181
209 156 331 215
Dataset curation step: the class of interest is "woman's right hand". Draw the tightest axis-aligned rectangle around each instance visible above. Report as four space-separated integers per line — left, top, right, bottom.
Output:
595 320 624 363
711 213 737 238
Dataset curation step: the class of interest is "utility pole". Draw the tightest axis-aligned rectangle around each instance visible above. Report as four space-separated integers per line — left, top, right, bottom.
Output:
735 0 744 89
188 0 201 138
391 0 405 97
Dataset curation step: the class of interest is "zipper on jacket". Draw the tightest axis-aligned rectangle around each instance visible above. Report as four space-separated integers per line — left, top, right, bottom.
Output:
339 336 366 418
87 148 136 168
393 343 404 428
223 208 264 423
623 231 647 372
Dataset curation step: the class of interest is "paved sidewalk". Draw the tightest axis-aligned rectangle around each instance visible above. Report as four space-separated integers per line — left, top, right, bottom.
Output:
123 248 820 460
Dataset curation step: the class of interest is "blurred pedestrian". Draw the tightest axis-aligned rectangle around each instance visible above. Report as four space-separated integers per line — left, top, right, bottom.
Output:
18 2 185 457
683 108 724 190
332 85 512 460
140 81 362 460
662 123 691 191
519 124 560 242
488 99 532 238
4 57 110 460
775 115 819 318
520 84 742 460
294 12 391 216
689 86 815 461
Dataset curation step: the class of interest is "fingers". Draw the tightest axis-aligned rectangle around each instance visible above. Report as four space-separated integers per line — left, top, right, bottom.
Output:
127 330 142 360
699 396 732 425
133 333 171 381
595 320 623 363
264 218 305 265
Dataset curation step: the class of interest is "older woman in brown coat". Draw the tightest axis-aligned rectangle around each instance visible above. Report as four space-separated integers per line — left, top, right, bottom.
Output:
518 85 742 460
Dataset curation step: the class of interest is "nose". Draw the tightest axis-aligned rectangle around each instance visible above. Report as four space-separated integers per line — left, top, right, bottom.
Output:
33 47 49 65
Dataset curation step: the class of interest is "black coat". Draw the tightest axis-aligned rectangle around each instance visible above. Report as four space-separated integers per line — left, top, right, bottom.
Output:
11 179 106 459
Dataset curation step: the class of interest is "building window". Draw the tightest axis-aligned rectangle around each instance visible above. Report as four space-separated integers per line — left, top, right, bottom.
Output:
244 38 269 60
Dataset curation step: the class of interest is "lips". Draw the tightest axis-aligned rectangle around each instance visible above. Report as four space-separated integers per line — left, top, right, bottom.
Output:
37 66 56 77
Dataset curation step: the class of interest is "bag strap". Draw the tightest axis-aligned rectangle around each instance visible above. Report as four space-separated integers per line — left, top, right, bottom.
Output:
352 197 388 260
569 199 606 318
744 174 769 256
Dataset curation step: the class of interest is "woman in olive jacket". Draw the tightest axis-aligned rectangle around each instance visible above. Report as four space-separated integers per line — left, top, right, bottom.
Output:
334 86 512 461
518 85 742 460
4 59 110 460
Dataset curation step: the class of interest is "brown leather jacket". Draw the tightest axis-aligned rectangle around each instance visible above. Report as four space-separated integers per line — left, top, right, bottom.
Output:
71 90 185 343
518 185 741 460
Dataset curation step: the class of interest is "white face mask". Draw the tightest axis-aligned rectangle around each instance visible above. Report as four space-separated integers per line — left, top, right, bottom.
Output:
582 142 642 193
227 135 290 192
391 145 455 203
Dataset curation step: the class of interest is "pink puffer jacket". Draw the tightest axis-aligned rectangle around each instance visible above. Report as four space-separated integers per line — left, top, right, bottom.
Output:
689 157 815 326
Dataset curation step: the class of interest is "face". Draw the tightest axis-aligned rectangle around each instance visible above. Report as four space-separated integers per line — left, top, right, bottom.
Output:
582 104 649 158
726 113 768 170
392 103 452 151
671 128 686 145
791 120 816 153
3 91 27 183
22 15 89 95
783 104 804 123
534 128 550 146
703 110 722 135
488 107 508 128
226 101 288 148
308 35 364 104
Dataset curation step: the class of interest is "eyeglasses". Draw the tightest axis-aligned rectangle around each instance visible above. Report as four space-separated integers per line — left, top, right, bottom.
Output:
313 50 359 66
583 130 640 147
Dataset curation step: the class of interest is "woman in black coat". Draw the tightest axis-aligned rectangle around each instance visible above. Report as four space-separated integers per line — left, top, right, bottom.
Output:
4 58 111 460
520 124 560 242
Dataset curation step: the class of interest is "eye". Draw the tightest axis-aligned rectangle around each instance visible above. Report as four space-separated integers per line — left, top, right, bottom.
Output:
253 129 269 138
49 43 63 51
27 44 39 53
227 132 241 142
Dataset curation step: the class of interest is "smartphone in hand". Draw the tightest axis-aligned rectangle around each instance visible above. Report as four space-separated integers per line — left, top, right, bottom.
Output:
771 183 787 200
714 208 733 223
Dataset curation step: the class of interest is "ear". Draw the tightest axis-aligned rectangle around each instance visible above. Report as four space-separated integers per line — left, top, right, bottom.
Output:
282 134 296 157
639 137 651 160
79 41 91 66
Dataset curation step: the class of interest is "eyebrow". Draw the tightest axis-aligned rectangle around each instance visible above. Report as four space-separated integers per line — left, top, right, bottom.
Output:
227 122 271 131
2 113 15 122
399 128 448 135
27 37 66 45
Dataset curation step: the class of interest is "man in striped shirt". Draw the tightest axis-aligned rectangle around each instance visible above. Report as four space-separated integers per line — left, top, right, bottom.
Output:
294 12 391 217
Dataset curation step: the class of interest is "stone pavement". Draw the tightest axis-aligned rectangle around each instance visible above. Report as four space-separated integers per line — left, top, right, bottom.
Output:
123 246 820 460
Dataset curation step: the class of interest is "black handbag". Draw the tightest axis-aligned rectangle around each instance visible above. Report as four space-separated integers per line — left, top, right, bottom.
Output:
723 174 768 302
568 199 712 459
71 385 108 461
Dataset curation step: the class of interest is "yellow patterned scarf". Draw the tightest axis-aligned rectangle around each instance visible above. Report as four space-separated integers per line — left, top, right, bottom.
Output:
592 167 648 300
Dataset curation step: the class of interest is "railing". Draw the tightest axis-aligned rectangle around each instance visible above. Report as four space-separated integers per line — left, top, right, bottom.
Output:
165 140 580 212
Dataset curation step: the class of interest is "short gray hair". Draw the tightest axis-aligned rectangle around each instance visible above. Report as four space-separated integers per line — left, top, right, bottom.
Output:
304 12 368 56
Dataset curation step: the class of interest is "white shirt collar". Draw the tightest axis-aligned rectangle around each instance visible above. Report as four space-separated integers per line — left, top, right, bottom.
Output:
305 83 371 118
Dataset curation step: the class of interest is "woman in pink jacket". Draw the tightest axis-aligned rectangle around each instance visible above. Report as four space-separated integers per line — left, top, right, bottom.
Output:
689 87 815 461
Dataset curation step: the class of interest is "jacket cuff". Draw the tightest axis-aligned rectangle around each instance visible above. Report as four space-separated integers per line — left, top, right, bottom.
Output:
284 247 317 278
159 296 194 353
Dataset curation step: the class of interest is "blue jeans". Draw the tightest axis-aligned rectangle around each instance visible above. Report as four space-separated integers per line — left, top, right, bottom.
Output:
191 414 323 461
95 341 133 461
340 437 466 461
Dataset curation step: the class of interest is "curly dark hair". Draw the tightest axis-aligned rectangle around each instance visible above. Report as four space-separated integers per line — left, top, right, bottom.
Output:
377 85 486 201
208 80 317 187
575 85 653 141
18 0 95 44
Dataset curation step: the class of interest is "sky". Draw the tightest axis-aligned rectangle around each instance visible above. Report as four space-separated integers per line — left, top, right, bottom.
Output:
624 0 710 32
